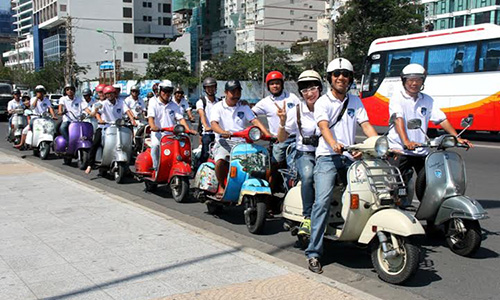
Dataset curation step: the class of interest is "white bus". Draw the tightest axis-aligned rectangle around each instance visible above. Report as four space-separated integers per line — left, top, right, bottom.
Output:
361 24 500 132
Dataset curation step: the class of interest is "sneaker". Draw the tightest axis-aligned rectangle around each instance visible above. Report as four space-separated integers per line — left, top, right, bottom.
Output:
308 257 323 274
298 218 311 236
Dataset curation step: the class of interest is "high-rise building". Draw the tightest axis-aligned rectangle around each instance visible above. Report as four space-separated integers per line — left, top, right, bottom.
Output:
422 0 500 31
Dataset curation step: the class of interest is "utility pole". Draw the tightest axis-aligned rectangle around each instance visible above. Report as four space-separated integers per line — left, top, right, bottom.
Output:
65 16 74 85
261 28 265 98
327 0 335 63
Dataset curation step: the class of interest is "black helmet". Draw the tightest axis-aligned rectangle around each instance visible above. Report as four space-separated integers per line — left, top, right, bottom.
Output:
146 92 154 98
203 77 217 87
13 89 21 95
64 84 76 92
174 86 184 94
82 88 92 96
225 80 242 92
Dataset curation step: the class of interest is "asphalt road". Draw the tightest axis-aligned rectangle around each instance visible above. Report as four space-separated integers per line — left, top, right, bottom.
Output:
1 121 499 300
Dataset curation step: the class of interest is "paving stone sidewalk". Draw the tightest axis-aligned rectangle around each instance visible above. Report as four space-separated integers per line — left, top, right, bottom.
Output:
0 151 376 300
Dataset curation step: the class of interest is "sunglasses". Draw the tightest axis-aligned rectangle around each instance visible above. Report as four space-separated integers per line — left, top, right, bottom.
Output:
300 86 319 95
131 90 139 93
332 69 353 78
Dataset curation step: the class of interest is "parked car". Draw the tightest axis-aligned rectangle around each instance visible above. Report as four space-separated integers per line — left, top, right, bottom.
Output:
48 94 64 108
0 81 13 118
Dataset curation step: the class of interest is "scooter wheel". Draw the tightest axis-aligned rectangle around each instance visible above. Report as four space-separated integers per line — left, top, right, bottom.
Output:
244 195 267 234
77 150 89 170
63 157 72 165
170 176 189 203
371 235 420 285
39 142 50 160
115 162 128 183
445 219 481 257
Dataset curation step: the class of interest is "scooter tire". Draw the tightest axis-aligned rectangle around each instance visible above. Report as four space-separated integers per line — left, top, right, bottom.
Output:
115 163 127 184
170 176 189 203
77 150 89 170
63 157 72 165
33 148 39 157
415 168 426 201
371 235 420 285
39 142 50 160
244 196 267 234
98 168 108 177
445 219 481 257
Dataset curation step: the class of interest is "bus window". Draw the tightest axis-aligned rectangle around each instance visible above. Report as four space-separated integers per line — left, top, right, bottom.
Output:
479 39 500 71
362 59 381 93
386 49 425 77
428 44 477 74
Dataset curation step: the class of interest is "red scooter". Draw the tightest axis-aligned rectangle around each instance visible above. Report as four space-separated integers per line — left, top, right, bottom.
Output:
135 124 193 202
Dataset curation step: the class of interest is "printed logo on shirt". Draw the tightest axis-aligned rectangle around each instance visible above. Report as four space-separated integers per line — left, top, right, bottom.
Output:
237 111 245 119
181 104 186 109
73 102 78 107
287 102 294 109
42 103 47 107
169 110 175 117
421 107 427 116
347 108 355 118
117 108 122 114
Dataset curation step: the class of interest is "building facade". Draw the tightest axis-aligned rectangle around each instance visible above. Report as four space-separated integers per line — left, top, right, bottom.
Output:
3 0 35 69
422 0 500 30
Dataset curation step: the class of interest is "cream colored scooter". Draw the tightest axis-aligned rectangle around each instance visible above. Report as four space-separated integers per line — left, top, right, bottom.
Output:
282 136 425 284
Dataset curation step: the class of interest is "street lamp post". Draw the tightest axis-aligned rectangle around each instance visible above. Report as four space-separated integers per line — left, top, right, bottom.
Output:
96 29 117 84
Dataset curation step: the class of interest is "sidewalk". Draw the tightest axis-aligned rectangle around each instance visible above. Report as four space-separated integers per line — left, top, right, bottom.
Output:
0 151 378 300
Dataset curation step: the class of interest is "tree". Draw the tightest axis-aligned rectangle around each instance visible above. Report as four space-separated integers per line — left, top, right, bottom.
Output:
301 43 328 73
336 0 423 77
146 47 196 87
202 45 300 82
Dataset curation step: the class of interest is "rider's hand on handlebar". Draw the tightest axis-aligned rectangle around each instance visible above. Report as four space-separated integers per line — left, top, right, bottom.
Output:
351 151 363 160
403 141 421 150
332 142 344 154
457 137 473 150
188 129 198 135
221 131 231 139
150 125 160 132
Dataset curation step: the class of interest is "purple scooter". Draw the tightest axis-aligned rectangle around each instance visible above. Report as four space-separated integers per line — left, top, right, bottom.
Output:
54 112 94 170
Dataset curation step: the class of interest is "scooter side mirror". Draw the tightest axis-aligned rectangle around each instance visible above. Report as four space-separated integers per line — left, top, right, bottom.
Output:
407 118 422 130
388 113 397 126
460 114 474 128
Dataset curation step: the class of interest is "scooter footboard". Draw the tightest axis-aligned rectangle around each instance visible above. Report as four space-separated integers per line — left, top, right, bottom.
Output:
434 195 488 225
238 178 271 205
358 209 425 244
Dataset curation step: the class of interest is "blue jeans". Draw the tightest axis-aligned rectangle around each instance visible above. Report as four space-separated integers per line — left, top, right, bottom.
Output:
272 136 295 164
306 155 352 259
60 121 71 142
296 151 316 218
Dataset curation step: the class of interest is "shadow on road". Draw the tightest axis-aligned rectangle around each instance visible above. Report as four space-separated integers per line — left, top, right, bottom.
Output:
478 199 500 210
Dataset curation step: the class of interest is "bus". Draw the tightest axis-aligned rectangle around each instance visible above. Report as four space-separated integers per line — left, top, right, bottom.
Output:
361 24 500 132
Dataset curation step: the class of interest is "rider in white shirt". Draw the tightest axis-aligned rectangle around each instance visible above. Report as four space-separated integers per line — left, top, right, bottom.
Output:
387 63 473 208
172 86 195 122
210 80 271 198
7 89 23 139
124 85 146 118
58 84 88 141
147 81 196 171
196 77 220 167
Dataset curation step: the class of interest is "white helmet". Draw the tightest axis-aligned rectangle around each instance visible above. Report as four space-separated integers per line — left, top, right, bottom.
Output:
298 70 322 82
401 63 426 80
34 85 46 93
326 58 354 73
158 80 174 92
112 84 121 90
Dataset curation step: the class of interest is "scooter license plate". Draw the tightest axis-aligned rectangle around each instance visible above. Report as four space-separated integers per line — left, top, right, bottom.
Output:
398 187 407 197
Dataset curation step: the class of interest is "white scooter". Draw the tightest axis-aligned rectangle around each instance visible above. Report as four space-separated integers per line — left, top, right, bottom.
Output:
9 108 28 144
26 112 56 160
282 136 425 284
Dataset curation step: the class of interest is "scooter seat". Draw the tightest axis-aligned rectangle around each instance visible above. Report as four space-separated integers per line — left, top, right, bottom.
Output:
144 138 152 148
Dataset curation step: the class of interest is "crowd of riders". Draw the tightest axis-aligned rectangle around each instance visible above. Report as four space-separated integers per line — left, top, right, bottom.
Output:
6 58 475 275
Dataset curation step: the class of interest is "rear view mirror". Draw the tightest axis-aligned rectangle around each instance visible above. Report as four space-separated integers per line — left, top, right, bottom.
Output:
388 113 397 126
460 114 474 128
135 106 142 112
407 119 422 130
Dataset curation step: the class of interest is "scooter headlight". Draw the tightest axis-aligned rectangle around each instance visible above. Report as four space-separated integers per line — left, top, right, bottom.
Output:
174 124 185 135
440 135 457 148
248 127 262 142
374 137 389 157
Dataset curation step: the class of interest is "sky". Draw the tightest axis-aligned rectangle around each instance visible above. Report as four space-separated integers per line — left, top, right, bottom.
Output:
0 0 10 12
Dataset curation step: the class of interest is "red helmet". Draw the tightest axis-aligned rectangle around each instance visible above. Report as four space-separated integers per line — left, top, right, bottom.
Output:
103 85 116 94
95 84 106 93
265 71 284 84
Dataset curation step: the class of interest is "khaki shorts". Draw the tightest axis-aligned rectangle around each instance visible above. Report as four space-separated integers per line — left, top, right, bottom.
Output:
213 139 243 162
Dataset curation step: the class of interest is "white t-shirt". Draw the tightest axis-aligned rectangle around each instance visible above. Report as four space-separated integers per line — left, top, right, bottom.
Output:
252 91 300 135
172 97 192 115
333 95 369 147
285 102 319 152
388 88 447 156
97 99 130 128
85 98 97 108
147 97 183 129
30 97 52 115
58 96 88 122
210 100 256 142
124 96 146 117
313 91 343 157
196 96 220 134
7 99 23 112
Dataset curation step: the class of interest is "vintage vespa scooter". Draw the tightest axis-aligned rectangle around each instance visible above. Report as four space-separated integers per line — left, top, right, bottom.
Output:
282 136 425 284
407 115 487 257
95 118 134 183
193 126 275 234
26 112 57 160
134 124 193 202
9 108 28 144
54 111 94 170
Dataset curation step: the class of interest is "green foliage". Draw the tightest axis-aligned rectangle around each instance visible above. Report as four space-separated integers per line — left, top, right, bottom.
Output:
336 0 423 77
301 43 328 73
202 45 300 81
146 47 197 87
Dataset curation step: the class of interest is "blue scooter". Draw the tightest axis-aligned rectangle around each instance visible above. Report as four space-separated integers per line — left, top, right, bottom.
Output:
193 126 274 234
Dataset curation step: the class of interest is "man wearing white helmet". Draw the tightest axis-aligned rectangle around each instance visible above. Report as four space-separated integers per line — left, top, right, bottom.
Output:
124 85 146 118
387 63 472 209
304 58 378 274
147 80 196 171
113 83 127 102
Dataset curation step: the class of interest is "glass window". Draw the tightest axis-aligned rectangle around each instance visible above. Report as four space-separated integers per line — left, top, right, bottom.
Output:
428 44 477 74
123 7 132 18
124 52 133 62
386 49 425 77
479 39 500 71
142 2 146 7
163 17 171 26
143 53 148 59
163 3 171 13
123 0 132 2
123 23 132 33
475 12 490 24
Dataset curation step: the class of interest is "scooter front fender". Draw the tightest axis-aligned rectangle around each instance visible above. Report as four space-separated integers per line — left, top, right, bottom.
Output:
75 140 92 151
114 151 128 163
238 178 271 205
434 195 488 225
358 209 425 244
169 161 192 178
